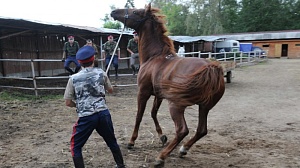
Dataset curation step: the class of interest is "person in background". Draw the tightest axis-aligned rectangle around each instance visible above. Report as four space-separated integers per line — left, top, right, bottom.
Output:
84 39 99 67
102 35 120 78
127 31 139 75
64 45 125 168
62 35 81 75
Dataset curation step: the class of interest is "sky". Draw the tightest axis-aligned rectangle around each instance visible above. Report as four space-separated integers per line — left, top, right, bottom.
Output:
0 0 150 28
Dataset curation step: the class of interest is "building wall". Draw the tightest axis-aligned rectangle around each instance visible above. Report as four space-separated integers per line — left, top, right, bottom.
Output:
245 39 300 59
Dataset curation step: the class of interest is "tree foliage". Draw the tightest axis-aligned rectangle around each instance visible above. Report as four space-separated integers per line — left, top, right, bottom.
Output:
102 5 122 29
103 0 300 35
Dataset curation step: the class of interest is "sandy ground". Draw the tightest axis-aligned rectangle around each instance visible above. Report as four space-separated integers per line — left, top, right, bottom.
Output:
0 58 300 168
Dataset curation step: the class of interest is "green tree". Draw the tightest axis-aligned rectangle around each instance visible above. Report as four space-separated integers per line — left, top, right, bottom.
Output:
282 0 300 30
220 0 239 33
237 0 284 32
152 0 190 35
185 0 224 35
102 5 122 29
161 3 190 35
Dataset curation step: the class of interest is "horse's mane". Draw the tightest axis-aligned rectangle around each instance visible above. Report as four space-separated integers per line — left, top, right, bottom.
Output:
150 8 169 36
140 7 176 62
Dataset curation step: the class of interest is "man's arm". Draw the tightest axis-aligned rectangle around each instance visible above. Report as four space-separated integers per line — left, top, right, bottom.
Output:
104 73 113 93
76 41 80 52
62 51 66 59
127 40 134 55
102 50 106 60
64 78 76 107
127 48 134 55
93 44 99 56
102 43 107 59
62 43 67 59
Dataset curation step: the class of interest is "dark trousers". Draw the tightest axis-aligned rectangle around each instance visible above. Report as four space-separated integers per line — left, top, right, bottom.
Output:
105 55 119 77
105 55 118 69
70 109 120 158
64 56 81 74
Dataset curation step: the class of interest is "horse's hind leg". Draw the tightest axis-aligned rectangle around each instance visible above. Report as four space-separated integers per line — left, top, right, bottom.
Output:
179 105 209 157
154 103 187 167
151 97 167 146
127 91 151 149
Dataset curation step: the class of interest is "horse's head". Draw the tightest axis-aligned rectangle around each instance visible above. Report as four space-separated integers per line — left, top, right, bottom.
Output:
110 3 152 31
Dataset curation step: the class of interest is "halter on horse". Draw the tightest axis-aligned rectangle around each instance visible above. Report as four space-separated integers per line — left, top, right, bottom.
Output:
111 4 225 167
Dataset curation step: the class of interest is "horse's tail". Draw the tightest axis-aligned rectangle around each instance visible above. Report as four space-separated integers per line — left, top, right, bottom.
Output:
160 61 225 107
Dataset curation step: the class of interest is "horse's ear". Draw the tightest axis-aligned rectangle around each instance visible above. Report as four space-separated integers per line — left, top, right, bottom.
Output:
145 3 151 13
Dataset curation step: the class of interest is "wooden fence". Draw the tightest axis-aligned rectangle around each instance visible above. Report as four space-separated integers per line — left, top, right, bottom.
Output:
0 51 267 96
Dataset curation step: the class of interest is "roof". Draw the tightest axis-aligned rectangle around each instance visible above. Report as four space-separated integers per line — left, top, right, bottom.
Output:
214 30 300 41
169 30 300 43
0 16 133 36
1 16 300 42
169 36 226 43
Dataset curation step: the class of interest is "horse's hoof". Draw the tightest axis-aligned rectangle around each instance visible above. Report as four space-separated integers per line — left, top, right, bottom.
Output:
127 143 134 149
160 135 168 146
153 159 165 168
179 151 187 158
179 145 188 158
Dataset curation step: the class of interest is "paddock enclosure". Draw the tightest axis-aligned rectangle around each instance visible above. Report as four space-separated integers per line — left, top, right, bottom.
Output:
0 58 299 168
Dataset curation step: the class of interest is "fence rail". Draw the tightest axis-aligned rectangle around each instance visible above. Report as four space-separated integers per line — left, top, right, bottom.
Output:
0 52 267 96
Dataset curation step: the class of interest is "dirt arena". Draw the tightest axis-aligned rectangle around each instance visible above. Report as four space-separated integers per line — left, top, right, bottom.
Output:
0 58 300 168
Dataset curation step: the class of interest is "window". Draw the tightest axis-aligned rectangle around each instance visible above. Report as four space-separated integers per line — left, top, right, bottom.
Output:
295 44 300 46
262 44 269 47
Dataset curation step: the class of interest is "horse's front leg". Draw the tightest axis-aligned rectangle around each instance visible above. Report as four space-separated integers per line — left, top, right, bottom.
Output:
127 91 151 149
151 97 167 146
179 105 209 157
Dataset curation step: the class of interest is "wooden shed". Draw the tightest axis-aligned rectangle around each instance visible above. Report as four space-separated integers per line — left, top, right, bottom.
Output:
169 36 226 57
0 16 134 77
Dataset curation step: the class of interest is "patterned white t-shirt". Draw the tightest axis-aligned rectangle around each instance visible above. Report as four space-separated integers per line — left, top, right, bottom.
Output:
64 67 112 117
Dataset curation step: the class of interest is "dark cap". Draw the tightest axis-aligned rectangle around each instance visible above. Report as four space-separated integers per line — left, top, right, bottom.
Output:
108 35 113 39
76 46 95 63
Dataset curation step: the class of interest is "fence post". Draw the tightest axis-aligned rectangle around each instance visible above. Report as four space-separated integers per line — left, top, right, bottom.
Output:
198 51 201 58
208 52 211 58
30 60 38 96
240 52 243 64
248 53 250 63
234 52 236 63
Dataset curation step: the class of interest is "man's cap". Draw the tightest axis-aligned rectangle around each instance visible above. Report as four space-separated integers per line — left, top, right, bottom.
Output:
108 35 113 39
68 35 74 39
76 46 95 63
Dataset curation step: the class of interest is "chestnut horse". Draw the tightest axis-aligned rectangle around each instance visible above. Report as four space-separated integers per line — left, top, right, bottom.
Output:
111 4 225 167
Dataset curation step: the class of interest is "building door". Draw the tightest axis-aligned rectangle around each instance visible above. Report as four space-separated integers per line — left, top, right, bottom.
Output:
274 44 282 57
281 44 288 57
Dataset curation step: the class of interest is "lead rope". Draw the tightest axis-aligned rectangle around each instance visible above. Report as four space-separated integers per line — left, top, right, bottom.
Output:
105 3 129 75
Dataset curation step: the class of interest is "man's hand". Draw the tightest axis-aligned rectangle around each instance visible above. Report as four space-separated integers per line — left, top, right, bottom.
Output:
65 99 76 107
